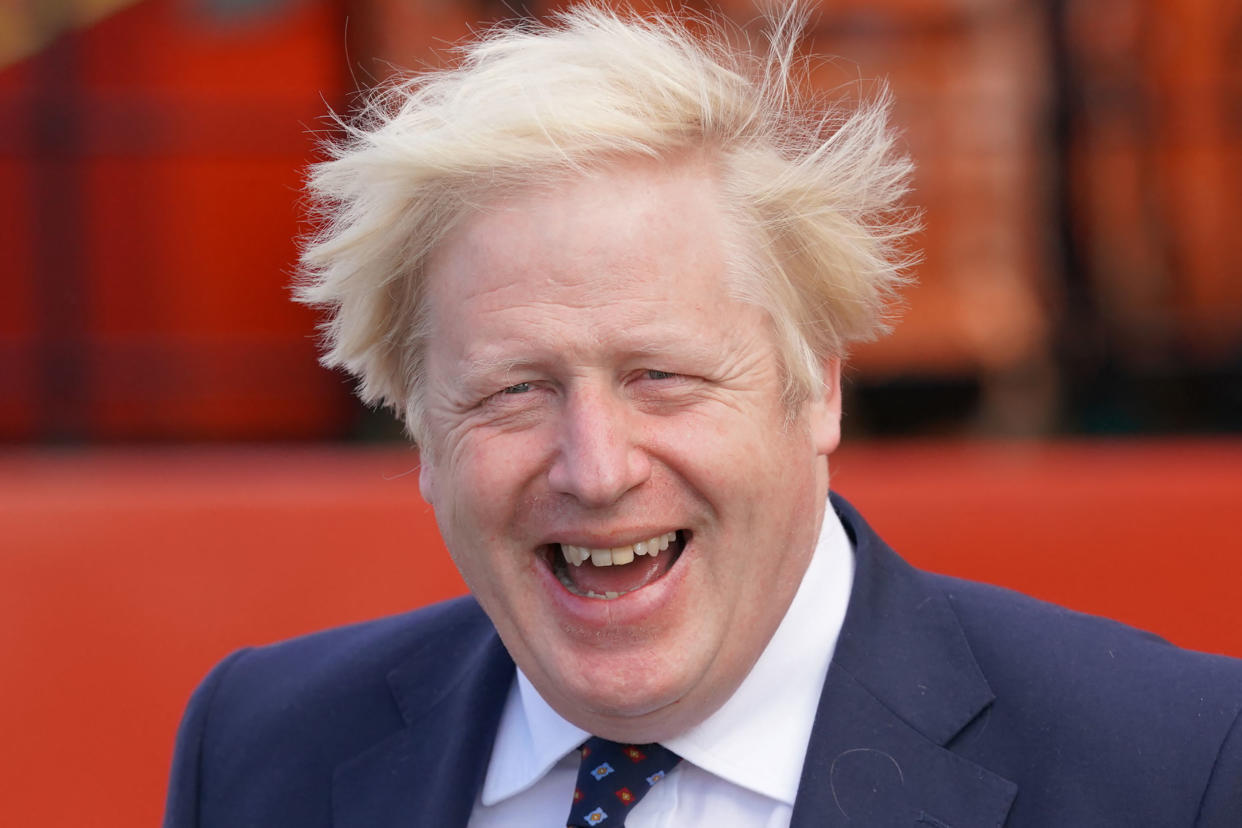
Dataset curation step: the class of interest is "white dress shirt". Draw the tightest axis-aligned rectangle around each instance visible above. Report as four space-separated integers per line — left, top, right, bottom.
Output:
469 507 855 827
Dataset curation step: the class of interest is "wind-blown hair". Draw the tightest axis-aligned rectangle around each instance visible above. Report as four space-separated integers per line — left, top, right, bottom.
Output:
296 3 917 444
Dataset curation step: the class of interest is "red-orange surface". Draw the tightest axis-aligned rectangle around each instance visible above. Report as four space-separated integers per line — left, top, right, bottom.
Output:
1 0 354 440
2 440 1240 826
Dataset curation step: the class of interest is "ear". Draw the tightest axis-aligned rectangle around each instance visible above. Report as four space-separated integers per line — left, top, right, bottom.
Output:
806 358 842 457
417 448 437 506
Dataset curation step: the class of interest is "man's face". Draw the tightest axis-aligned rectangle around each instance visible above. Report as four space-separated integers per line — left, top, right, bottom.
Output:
418 158 841 741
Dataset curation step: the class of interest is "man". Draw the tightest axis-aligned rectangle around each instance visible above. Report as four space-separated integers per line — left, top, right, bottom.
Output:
164 6 1242 826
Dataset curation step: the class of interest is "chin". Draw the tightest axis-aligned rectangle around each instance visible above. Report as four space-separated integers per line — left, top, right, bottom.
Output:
540 648 710 738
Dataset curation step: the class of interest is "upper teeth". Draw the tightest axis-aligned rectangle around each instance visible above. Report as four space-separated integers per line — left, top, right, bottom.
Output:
560 531 677 567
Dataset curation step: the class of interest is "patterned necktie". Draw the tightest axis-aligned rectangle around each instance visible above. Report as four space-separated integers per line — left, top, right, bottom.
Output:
566 737 682 827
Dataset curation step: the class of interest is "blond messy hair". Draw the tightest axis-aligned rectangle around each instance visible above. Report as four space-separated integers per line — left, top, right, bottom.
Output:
296 3 917 444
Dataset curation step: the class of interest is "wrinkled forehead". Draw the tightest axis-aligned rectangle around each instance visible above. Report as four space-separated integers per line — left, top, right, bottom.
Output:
422 154 740 316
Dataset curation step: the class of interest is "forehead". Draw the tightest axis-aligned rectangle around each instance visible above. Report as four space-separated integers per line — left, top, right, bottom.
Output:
422 158 750 359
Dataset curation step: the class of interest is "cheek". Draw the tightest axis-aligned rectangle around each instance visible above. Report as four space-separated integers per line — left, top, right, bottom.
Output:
438 433 548 538
435 457 522 599
673 410 808 488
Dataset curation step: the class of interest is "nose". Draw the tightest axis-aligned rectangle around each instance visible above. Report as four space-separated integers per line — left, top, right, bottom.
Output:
547 386 651 507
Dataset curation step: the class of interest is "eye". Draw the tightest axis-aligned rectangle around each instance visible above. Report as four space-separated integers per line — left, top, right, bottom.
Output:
500 382 532 394
645 370 676 381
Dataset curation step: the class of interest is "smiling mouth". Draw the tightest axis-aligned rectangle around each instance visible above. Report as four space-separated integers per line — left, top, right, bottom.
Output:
546 531 688 600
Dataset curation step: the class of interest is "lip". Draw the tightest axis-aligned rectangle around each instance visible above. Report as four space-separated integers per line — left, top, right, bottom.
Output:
533 533 692 629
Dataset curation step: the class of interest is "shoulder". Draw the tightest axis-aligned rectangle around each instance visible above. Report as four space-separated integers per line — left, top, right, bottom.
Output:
204 596 491 704
927 572 1242 821
831 493 1242 821
931 570 1242 709
195 595 496 739
834 491 1242 724
167 596 501 827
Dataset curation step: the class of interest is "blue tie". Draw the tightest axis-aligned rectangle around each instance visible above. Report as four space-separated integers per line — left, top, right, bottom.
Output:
566 737 682 826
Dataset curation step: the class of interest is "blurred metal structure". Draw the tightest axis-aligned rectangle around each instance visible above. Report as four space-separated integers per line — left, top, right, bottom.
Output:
1 0 355 440
1 0 1238 441
1052 0 1242 432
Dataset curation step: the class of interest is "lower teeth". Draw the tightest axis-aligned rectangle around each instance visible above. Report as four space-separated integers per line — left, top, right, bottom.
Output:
554 569 632 600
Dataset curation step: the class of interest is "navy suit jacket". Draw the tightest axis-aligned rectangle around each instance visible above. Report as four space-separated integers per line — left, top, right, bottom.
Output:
164 495 1242 826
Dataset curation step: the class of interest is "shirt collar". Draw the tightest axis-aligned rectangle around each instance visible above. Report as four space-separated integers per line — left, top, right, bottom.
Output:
481 505 855 806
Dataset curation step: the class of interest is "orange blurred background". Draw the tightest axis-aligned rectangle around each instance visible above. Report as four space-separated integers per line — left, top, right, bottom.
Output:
1 1 1240 826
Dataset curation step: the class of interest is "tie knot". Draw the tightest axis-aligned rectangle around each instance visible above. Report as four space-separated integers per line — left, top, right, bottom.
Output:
566 738 682 827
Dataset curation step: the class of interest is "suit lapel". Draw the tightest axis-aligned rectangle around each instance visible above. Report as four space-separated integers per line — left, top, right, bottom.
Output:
332 604 514 828
790 496 1017 827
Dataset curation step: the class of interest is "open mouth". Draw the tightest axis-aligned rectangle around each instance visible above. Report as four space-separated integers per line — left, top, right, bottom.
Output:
545 531 688 600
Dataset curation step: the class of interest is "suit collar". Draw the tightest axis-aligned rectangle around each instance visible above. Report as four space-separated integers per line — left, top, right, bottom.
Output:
332 600 514 828
790 494 1017 827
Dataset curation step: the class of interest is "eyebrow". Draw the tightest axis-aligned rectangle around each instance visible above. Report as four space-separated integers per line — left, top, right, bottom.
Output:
455 355 531 389
454 341 718 387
